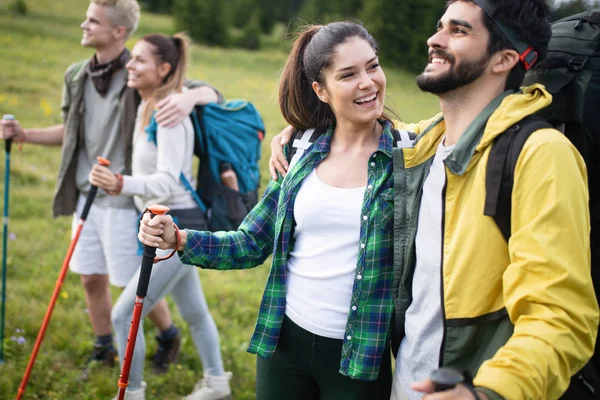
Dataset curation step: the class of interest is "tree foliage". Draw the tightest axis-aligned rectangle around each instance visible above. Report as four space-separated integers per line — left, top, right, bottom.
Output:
299 0 362 24
141 0 172 14
173 0 230 47
172 0 600 71
10 0 28 15
240 9 262 50
362 0 444 74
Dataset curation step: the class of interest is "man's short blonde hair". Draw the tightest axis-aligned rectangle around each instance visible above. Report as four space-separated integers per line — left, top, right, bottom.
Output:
92 0 140 39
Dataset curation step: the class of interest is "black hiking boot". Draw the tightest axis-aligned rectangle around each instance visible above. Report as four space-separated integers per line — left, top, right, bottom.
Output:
152 333 181 374
79 343 118 381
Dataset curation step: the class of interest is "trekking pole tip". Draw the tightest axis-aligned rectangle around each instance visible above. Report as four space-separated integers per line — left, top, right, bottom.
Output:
96 156 111 166
147 204 170 216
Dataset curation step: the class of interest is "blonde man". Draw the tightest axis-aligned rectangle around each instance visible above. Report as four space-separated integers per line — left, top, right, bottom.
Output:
0 0 220 376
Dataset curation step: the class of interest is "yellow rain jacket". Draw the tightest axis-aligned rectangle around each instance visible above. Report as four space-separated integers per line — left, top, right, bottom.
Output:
392 85 599 400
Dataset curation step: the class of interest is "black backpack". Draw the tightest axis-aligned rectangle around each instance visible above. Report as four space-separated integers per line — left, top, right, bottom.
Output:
485 9 600 399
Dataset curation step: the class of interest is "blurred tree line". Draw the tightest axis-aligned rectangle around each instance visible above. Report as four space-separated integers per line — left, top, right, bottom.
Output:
141 0 599 73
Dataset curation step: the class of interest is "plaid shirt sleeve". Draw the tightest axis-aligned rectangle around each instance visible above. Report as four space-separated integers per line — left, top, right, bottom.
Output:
179 178 281 270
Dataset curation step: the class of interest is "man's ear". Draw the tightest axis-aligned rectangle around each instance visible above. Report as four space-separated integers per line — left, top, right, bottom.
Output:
158 62 172 80
113 25 128 41
491 49 520 74
312 81 329 103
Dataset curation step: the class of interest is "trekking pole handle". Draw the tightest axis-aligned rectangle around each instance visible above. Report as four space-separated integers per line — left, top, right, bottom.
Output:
430 367 465 392
2 114 14 153
80 157 111 221
137 205 170 297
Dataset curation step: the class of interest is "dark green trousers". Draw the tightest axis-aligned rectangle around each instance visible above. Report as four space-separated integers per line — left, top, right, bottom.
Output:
256 316 392 400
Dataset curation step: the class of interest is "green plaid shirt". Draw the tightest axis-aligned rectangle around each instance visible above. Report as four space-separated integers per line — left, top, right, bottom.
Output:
180 122 395 381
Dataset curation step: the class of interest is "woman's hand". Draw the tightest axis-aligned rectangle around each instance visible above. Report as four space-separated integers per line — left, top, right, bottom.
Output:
268 125 295 180
220 169 239 191
138 212 185 251
89 165 119 192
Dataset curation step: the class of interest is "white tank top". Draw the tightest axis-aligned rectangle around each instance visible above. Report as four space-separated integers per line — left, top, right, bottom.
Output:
285 168 366 339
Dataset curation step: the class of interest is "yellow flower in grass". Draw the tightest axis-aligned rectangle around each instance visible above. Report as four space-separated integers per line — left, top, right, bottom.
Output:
40 98 53 116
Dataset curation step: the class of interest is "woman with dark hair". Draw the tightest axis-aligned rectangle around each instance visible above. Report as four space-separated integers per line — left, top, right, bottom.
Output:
138 22 395 400
89 33 232 400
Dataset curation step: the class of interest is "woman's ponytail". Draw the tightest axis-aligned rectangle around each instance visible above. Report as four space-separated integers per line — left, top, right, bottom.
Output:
279 25 334 130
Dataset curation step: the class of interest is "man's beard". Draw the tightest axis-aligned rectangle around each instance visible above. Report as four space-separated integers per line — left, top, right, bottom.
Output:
416 50 490 94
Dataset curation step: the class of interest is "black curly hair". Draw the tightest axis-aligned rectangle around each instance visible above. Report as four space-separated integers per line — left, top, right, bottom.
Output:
447 0 552 90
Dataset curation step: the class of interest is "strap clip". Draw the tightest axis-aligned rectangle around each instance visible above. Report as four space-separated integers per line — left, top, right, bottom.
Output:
520 46 538 70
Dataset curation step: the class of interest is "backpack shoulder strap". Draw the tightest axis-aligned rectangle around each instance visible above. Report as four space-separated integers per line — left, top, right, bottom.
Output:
65 60 87 84
285 128 322 171
391 128 416 148
145 111 208 212
284 126 416 173
191 106 208 157
484 116 553 241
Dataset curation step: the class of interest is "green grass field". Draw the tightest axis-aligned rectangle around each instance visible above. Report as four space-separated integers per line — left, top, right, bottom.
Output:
0 1 439 398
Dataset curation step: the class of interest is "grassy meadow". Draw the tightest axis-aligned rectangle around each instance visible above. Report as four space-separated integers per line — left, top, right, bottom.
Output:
0 1 439 399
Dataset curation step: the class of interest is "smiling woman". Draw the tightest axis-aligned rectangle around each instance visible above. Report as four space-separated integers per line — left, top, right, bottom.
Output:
87 31 232 400
137 21 397 400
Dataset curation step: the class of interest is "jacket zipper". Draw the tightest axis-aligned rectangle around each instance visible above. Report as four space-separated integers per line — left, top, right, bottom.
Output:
438 177 448 367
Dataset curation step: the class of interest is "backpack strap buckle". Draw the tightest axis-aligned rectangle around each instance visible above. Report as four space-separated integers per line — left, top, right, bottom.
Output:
520 46 539 70
568 55 589 71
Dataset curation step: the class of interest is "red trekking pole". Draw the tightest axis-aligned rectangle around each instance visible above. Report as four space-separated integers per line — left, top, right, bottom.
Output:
16 156 111 400
117 204 170 400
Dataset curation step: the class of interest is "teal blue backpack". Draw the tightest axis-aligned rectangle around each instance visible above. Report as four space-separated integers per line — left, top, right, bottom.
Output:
147 100 265 231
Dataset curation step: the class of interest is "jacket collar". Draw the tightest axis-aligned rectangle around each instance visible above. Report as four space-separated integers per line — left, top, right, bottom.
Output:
404 84 552 175
444 89 515 175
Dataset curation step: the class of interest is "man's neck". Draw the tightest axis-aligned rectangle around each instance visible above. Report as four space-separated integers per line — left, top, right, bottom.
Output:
439 78 506 146
94 43 126 65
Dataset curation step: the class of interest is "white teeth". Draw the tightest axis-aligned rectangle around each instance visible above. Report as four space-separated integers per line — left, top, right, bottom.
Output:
431 58 449 64
355 93 377 104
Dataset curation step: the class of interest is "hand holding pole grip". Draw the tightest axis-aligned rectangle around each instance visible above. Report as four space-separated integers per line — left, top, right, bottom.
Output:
430 367 465 392
117 204 170 399
81 157 111 221
2 115 14 153
137 205 170 297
